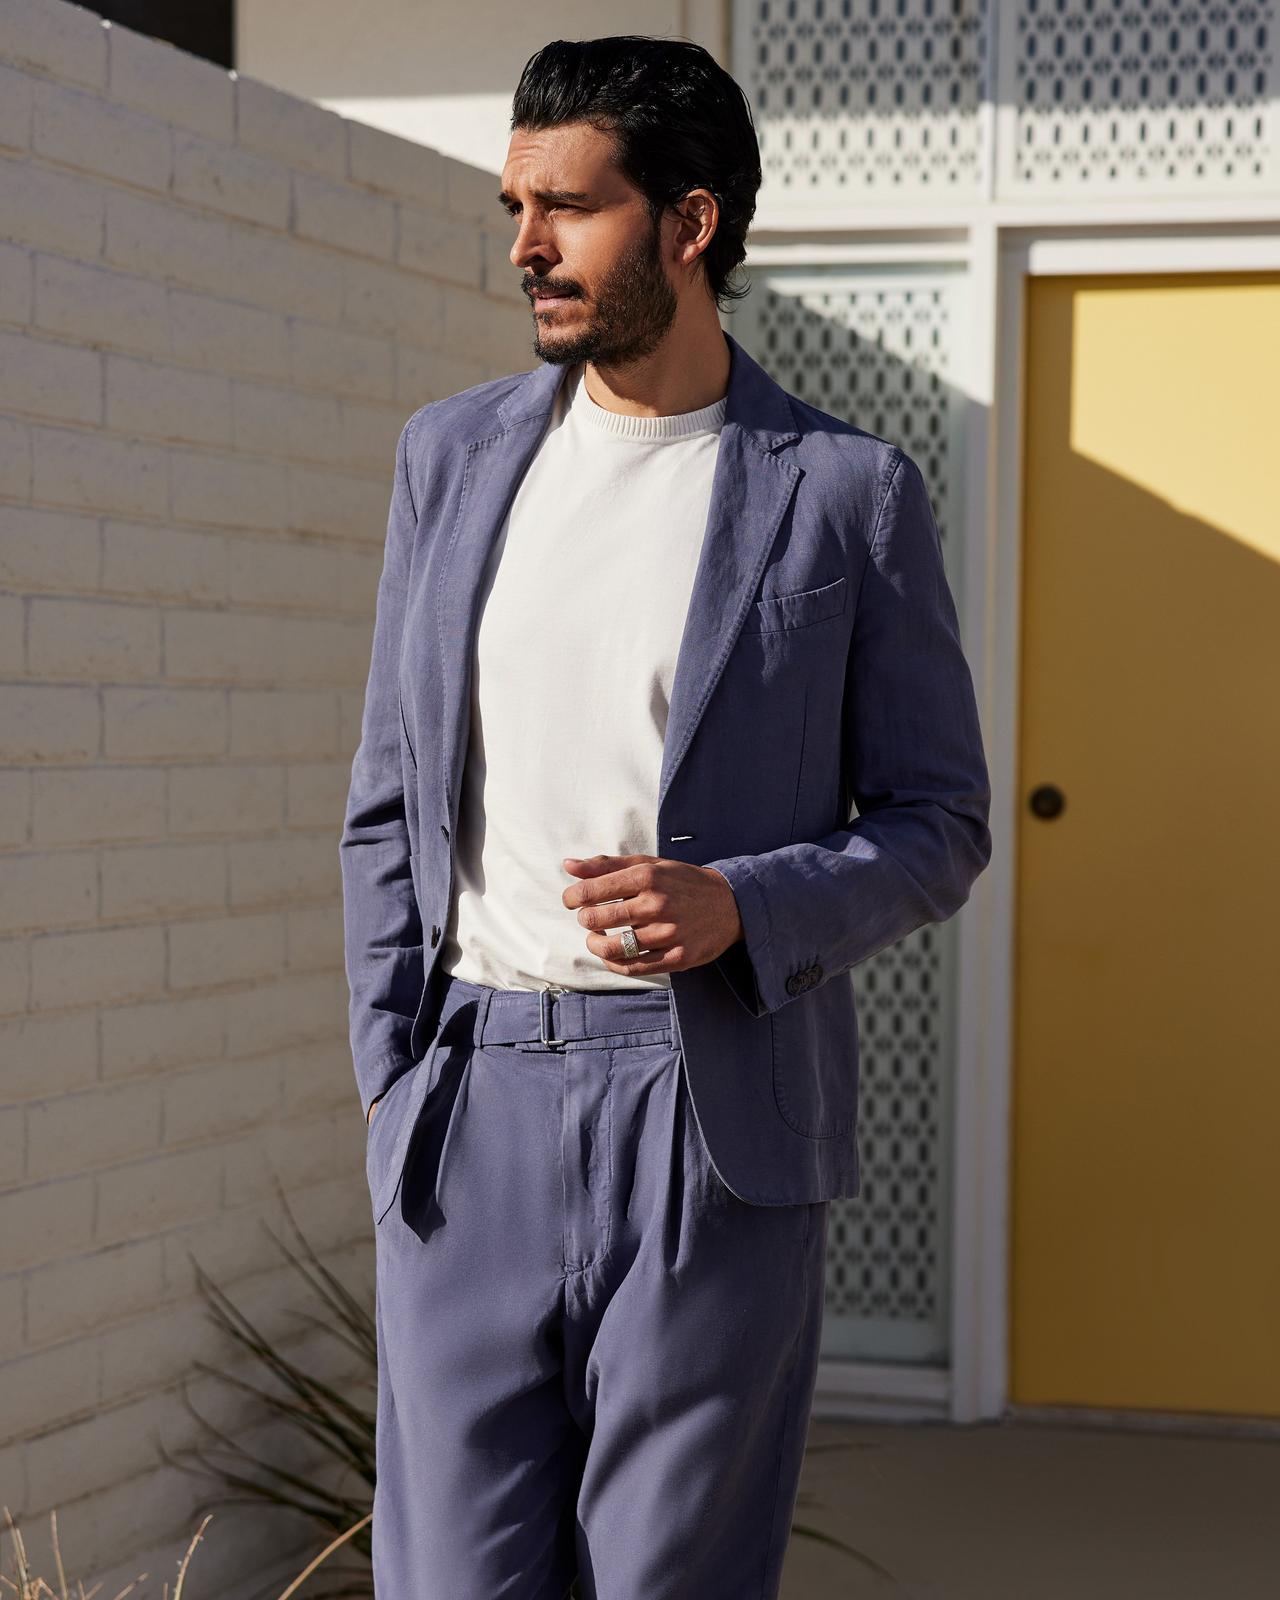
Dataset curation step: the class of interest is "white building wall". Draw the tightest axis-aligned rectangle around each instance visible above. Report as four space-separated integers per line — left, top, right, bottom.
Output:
729 0 1280 1423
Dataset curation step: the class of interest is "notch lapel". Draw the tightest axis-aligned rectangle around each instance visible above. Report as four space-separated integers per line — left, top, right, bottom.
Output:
434 359 569 827
431 331 802 835
656 337 802 812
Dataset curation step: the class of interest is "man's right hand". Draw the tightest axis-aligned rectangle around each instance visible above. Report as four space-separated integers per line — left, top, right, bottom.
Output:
367 1096 382 1126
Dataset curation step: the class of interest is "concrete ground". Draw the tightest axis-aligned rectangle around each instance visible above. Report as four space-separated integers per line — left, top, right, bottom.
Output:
779 1417 1280 1599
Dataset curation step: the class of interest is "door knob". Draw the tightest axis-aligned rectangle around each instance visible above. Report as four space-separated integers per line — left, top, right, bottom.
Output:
1028 783 1065 819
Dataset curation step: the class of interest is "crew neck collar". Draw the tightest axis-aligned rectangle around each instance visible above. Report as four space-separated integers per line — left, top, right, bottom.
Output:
568 363 727 440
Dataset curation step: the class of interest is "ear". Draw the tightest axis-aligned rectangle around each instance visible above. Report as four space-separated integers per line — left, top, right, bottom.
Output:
672 187 718 273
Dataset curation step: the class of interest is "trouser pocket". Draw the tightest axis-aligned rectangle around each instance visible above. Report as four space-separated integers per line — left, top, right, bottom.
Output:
373 1035 473 1227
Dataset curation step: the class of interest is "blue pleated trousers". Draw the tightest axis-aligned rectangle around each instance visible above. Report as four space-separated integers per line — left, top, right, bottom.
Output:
368 973 829 1598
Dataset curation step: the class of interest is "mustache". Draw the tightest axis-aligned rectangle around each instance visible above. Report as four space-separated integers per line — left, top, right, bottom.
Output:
526 281 581 298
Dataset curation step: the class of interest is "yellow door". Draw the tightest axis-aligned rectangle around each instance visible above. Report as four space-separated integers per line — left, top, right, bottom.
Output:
1011 272 1280 1418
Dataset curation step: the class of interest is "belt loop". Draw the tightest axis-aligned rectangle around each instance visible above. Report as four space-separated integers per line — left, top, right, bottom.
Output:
473 986 494 1048
539 983 567 1049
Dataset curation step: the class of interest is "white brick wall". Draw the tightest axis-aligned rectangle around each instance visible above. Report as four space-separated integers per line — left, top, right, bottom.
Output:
0 0 529 1584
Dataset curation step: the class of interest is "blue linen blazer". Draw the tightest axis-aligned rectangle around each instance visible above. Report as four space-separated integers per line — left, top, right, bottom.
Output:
340 329 992 1217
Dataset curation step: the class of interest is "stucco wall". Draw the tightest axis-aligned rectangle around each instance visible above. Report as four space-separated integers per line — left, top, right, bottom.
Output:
0 0 532 1589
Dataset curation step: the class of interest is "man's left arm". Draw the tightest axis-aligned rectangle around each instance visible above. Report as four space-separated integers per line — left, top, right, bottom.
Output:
705 447 992 1018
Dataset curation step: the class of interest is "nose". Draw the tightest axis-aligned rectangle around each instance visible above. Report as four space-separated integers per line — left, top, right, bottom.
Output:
509 214 560 275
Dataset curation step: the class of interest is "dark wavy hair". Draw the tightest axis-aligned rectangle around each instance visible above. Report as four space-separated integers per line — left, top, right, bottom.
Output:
509 36 762 313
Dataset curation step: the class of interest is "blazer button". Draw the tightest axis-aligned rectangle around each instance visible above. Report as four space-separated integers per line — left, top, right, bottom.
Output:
430 925 440 948
811 963 823 981
785 974 803 997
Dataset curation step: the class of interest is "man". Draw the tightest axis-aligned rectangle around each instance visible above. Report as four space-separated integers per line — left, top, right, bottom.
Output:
340 34 991 1600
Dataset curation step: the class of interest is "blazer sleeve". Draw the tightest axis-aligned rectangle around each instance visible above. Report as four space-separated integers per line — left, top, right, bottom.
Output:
703 447 992 1018
338 410 427 1119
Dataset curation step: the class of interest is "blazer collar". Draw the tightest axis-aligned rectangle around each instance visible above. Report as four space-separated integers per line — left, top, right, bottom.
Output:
431 329 804 833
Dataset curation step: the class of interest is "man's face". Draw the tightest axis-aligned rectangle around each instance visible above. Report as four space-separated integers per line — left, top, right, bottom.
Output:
499 121 681 367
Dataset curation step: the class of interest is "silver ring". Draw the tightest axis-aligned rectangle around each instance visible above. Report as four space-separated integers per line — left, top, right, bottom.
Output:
619 925 641 960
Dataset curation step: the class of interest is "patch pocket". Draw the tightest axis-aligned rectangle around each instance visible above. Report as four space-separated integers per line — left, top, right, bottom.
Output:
742 575 847 634
769 998 858 1139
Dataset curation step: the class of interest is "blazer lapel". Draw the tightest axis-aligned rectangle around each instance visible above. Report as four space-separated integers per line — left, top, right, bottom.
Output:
656 334 801 812
432 331 801 835
434 359 569 827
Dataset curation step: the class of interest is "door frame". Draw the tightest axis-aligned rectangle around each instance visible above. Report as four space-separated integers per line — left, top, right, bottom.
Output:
952 224 1280 1425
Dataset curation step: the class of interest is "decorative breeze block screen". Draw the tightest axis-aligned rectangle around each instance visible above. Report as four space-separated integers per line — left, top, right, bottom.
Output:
736 0 1278 208
735 0 991 205
730 273 965 1362
998 0 1277 196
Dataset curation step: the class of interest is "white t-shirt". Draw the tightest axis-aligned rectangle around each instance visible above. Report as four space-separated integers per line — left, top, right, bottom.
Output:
440 360 728 991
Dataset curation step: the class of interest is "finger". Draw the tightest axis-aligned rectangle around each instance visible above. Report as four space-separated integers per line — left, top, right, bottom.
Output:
562 860 652 910
584 926 665 964
562 853 654 876
587 935 685 977
576 890 647 931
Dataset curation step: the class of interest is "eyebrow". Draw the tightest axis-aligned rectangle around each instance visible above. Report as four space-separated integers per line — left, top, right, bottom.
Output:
496 186 592 209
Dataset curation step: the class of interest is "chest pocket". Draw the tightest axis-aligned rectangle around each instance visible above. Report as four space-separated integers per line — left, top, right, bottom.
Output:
741 575 847 635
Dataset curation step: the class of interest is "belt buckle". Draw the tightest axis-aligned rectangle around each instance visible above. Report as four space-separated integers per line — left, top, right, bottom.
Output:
539 983 568 1048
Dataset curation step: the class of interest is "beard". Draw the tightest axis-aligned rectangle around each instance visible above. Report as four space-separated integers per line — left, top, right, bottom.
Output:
528 210 679 369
